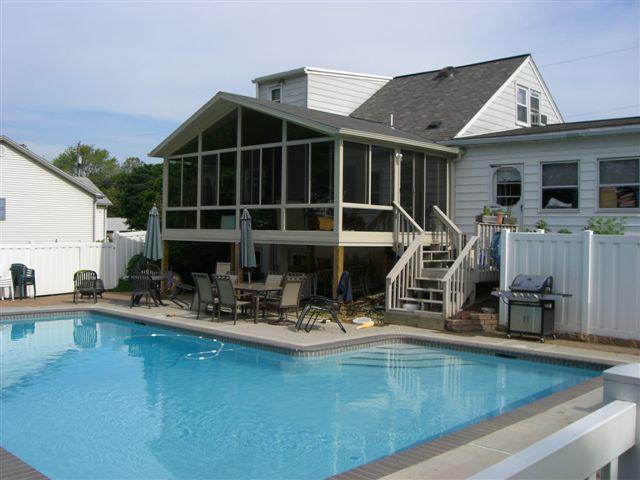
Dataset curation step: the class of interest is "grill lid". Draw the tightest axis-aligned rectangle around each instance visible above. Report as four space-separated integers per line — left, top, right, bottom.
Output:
510 274 553 293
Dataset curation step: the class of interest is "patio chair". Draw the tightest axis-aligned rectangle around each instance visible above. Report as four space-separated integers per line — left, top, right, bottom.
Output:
295 271 349 333
191 272 218 321
129 273 158 309
10 263 36 299
212 275 250 325
161 270 194 308
264 274 305 324
0 272 14 301
73 270 99 304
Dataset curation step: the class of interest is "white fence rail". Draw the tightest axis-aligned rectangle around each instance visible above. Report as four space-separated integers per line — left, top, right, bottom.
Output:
472 363 640 480
0 231 146 295
501 230 640 340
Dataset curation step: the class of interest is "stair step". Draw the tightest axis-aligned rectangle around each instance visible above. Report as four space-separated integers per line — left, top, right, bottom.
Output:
400 297 443 305
423 259 455 265
408 287 444 294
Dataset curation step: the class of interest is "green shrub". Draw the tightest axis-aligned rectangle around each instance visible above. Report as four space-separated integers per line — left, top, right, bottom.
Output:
557 228 572 234
586 217 626 235
112 277 133 292
535 219 550 232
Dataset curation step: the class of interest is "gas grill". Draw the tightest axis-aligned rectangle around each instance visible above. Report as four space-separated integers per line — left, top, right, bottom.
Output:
492 274 571 342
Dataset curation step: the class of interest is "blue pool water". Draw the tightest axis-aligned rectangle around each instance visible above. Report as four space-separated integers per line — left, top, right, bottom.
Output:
1 313 599 479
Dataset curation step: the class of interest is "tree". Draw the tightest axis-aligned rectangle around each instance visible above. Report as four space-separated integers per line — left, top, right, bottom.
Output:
53 144 119 188
115 163 163 230
121 156 144 173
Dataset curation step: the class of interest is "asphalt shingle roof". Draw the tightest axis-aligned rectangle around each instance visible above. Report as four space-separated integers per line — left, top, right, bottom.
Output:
350 54 530 142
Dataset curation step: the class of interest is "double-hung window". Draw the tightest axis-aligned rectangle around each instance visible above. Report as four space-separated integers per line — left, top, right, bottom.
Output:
0 198 5 221
270 86 281 103
599 158 639 209
530 90 541 122
516 85 529 125
541 162 579 209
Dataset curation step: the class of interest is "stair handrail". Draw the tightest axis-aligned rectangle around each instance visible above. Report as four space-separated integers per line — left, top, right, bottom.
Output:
385 232 428 311
440 235 479 319
432 205 463 254
392 201 424 254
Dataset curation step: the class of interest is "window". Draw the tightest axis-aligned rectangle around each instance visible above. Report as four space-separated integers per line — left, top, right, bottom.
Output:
516 85 529 125
170 136 198 156
370 146 394 205
241 150 261 205
200 210 236 229
270 86 281 103
0 198 5 221
286 208 334 231
202 109 237 152
166 211 197 229
261 147 282 205
530 90 541 119
286 141 334 204
167 157 197 207
343 142 369 204
201 155 218 206
200 152 236 207
241 108 282 146
342 209 393 232
542 162 579 209
249 209 281 230
599 158 639 209
287 122 325 141
219 152 236 205
495 167 522 206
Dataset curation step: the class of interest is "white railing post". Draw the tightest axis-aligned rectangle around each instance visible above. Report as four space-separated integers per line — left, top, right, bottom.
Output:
603 364 640 479
581 229 594 336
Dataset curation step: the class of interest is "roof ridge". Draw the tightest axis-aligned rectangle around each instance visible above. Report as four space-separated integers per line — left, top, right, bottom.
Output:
395 53 530 79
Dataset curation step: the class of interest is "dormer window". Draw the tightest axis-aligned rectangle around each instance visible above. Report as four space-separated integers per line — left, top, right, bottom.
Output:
516 85 529 125
270 86 281 103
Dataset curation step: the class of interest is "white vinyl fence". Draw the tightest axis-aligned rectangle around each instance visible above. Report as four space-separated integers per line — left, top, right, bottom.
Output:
501 230 640 340
0 231 146 296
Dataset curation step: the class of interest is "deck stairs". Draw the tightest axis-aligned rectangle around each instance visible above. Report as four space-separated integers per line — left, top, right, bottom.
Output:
386 203 478 320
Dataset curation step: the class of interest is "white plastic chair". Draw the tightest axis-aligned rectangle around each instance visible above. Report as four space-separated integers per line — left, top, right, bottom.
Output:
0 272 15 301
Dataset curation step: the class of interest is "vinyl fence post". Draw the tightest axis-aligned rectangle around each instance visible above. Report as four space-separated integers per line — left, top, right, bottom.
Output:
581 230 593 335
499 228 510 326
603 364 640 479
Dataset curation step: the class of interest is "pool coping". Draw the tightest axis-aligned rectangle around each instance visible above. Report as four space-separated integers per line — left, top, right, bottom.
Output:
0 305 624 479
0 447 47 480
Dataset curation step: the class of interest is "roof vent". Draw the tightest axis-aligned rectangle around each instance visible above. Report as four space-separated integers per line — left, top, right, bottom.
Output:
427 121 442 130
434 66 455 80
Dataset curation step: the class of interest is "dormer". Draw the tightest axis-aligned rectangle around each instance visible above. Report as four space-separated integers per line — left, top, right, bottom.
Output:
252 67 391 116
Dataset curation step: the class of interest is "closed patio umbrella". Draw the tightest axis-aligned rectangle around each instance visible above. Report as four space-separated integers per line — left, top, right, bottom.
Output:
143 205 163 262
240 209 256 282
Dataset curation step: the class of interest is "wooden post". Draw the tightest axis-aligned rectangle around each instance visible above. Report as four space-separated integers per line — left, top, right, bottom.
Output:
332 246 344 298
161 240 170 272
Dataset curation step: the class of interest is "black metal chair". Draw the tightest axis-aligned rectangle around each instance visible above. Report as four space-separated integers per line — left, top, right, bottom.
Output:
10 263 36 299
73 270 99 303
295 271 349 333
130 273 159 309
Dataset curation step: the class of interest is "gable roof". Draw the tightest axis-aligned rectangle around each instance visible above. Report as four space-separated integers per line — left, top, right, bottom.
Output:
0 135 112 206
149 92 458 157
350 54 530 142
444 116 640 145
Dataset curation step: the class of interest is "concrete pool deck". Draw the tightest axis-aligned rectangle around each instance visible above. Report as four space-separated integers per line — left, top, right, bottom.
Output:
1 293 638 479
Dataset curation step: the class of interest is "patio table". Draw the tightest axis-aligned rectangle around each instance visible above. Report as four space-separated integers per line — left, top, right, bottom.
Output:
233 283 282 324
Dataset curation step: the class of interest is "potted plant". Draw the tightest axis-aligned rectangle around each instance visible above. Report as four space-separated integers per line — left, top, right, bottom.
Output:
481 205 492 223
495 208 504 225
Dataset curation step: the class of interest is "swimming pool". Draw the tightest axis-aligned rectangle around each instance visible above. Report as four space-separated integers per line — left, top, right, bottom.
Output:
1 313 599 479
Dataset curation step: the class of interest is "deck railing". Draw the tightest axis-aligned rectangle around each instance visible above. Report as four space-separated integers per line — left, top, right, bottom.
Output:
432 206 463 255
471 363 639 480
386 232 427 311
440 235 478 319
474 222 518 282
392 201 424 255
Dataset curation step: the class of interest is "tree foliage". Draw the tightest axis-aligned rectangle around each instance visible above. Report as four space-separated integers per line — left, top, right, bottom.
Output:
53 144 120 187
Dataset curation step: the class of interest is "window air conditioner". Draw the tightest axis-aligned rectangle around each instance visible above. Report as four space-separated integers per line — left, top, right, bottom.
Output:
530 113 548 126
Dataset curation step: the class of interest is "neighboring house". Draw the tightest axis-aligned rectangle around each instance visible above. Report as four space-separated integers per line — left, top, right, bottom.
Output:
0 135 112 243
446 117 640 235
106 217 132 239
150 53 638 319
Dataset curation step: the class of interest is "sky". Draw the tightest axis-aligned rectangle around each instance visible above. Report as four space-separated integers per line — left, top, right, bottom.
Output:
1 1 639 163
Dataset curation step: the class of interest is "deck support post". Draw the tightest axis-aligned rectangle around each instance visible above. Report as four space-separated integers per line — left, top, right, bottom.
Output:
332 246 344 298
161 240 170 272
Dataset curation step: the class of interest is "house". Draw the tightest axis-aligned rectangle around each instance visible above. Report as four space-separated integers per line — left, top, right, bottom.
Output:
106 217 133 240
446 117 640 235
0 135 112 243
150 53 636 319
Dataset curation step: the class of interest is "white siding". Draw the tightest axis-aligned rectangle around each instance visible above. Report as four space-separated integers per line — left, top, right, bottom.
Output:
454 133 640 235
95 206 107 241
257 75 307 107
459 59 562 137
306 72 389 116
0 143 98 243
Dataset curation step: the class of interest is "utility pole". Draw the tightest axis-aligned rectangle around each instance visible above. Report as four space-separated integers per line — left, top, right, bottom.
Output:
76 142 83 176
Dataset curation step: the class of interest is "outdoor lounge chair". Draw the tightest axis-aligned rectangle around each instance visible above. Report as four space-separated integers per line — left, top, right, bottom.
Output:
212 275 250 324
73 270 99 303
129 273 158 309
264 274 305 324
295 271 349 333
0 272 15 301
10 263 36 299
191 272 218 320
161 270 194 308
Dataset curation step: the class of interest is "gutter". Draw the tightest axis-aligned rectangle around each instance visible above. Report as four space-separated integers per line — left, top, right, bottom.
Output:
443 125 640 147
